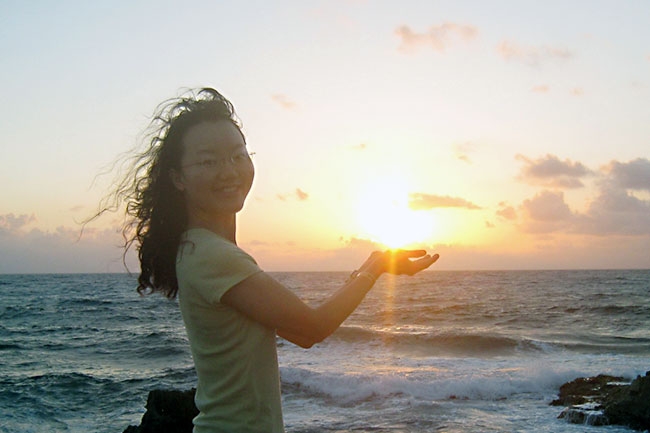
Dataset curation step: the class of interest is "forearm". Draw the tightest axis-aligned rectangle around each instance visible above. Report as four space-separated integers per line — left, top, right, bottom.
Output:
312 271 378 339
227 250 436 348
284 259 385 346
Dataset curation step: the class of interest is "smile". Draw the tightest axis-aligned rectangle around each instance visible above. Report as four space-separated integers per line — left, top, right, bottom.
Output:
214 185 240 193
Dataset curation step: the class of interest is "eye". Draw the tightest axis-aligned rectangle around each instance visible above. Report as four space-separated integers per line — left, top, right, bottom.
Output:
231 149 251 163
199 158 219 168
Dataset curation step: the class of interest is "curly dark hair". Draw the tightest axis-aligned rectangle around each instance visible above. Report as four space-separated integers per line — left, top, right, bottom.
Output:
93 88 244 299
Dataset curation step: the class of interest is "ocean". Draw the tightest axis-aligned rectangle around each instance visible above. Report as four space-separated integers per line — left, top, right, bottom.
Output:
1 270 649 432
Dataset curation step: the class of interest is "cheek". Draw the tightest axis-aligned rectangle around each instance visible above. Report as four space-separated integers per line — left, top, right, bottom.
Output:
246 162 255 184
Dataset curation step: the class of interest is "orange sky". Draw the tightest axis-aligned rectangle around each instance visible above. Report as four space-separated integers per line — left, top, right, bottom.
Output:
1 1 649 272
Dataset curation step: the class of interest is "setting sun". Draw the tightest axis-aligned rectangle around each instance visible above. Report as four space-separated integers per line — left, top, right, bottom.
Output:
354 177 435 249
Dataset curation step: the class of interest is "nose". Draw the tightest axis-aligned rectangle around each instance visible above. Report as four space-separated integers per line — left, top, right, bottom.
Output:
216 160 238 179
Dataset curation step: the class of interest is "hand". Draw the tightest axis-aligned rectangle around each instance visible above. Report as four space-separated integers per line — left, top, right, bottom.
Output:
362 249 439 276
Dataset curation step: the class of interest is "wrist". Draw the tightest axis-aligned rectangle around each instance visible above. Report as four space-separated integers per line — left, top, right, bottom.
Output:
363 251 387 276
347 269 378 285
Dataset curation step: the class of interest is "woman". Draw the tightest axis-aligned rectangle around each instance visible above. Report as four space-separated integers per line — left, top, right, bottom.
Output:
110 88 438 432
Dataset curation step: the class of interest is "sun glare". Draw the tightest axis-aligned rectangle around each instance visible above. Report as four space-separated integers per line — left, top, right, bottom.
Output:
355 177 434 249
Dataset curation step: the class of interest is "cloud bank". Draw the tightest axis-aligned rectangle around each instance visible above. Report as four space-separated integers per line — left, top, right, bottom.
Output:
513 156 650 236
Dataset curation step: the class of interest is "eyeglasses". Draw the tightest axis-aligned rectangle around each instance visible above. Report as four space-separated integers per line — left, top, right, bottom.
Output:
182 147 255 170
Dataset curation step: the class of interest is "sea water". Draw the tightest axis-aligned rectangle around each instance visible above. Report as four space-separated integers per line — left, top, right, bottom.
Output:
1 270 649 432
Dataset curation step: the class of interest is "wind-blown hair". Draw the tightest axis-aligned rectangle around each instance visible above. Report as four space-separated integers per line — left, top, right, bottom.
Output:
94 88 243 299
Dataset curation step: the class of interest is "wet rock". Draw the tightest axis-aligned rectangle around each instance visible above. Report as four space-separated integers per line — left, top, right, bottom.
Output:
551 374 626 407
603 372 650 431
123 389 197 433
552 371 650 431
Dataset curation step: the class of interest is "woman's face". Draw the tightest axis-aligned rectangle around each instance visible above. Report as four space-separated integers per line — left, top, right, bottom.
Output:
173 120 254 221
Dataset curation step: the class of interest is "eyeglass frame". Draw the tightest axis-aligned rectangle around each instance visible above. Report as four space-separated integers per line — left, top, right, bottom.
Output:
181 147 255 171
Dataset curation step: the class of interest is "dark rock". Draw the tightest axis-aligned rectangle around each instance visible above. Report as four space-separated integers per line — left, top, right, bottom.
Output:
552 371 650 431
123 389 198 433
604 371 650 431
550 374 625 407
558 404 609 426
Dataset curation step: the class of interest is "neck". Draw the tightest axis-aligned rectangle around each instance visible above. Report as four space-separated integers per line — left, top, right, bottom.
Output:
187 212 237 243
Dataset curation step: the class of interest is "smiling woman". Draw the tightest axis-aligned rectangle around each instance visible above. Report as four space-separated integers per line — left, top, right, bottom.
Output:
87 88 438 433
355 177 435 249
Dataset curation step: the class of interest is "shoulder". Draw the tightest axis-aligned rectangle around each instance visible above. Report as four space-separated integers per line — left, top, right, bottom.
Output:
177 228 262 303
178 228 259 270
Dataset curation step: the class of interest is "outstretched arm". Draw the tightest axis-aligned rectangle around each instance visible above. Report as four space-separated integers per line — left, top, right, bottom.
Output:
220 250 439 348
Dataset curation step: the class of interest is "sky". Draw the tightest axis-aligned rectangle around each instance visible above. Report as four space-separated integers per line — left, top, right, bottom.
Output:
1 0 649 273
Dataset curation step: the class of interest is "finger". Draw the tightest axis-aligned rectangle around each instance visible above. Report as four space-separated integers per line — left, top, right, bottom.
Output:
410 254 440 272
389 249 428 259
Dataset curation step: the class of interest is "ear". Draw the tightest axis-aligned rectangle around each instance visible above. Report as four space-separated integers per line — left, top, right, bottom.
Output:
170 169 185 192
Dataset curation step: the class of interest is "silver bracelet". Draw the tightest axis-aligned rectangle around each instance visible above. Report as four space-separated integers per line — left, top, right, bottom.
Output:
347 270 377 285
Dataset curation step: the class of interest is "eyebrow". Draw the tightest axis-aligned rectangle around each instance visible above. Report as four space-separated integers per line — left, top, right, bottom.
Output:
194 144 245 155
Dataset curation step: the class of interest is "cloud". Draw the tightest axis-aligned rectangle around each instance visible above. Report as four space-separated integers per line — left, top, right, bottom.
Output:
0 221 136 273
516 154 592 189
496 202 517 220
0 213 36 231
520 190 574 233
271 94 297 110
603 158 650 191
570 87 584 96
295 188 309 201
395 22 477 53
350 142 367 151
515 158 650 236
277 188 310 201
531 84 549 93
409 193 481 210
453 141 477 164
496 40 572 67
575 187 650 236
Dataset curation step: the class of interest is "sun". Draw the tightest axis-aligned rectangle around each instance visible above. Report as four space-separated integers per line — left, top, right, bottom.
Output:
354 177 434 249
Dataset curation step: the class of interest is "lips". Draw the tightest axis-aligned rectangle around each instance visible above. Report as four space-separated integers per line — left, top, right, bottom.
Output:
213 184 242 195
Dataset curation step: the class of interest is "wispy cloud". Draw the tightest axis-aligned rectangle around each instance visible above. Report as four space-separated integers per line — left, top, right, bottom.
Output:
453 141 477 164
409 193 481 210
395 22 477 53
349 142 368 151
277 188 310 201
570 87 584 97
497 40 572 67
271 94 297 110
531 84 550 94
516 154 592 189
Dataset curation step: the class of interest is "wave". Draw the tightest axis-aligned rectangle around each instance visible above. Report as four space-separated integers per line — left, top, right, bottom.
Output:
328 326 650 357
331 326 542 356
279 363 585 406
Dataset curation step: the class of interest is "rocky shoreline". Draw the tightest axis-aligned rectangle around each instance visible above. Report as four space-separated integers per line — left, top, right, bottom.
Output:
123 372 650 432
550 371 650 431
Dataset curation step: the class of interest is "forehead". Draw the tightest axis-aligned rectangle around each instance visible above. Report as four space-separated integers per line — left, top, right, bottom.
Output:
181 121 244 155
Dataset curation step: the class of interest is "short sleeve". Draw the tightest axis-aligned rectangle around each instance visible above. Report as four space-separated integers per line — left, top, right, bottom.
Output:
177 229 262 305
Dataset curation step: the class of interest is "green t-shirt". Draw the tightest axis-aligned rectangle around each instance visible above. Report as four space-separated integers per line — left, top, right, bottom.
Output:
176 228 284 433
